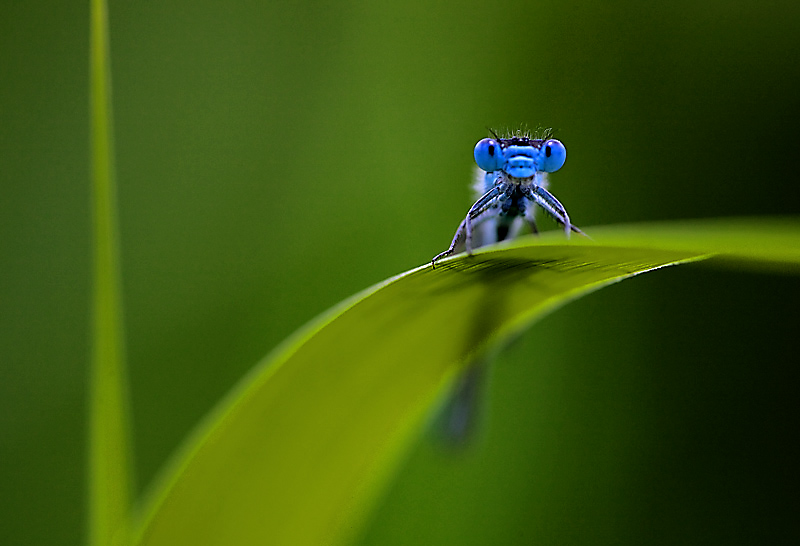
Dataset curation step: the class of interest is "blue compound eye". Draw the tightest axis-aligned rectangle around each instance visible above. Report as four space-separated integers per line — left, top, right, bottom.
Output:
539 139 567 173
474 138 505 172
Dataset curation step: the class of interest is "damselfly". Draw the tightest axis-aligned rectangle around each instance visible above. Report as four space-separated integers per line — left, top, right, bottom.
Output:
432 129 585 442
432 130 584 267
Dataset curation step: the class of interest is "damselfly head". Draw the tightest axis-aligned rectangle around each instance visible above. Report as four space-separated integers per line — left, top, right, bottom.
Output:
473 137 566 176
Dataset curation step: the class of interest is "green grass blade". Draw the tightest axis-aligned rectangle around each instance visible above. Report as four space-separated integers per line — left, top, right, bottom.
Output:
582 217 800 271
89 0 133 544
131 218 799 546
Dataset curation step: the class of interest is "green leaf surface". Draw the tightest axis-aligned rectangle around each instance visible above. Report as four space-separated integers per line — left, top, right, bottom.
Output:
89 0 133 544
131 218 800 546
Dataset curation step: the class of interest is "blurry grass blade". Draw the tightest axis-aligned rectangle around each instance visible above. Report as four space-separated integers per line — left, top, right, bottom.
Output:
131 218 799 546
89 0 133 544
584 217 800 271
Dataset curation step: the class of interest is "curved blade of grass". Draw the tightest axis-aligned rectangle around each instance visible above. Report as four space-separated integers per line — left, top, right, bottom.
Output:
89 0 133 544
131 218 800 546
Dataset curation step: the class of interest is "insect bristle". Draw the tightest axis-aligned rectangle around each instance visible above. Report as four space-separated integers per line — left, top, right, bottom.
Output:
486 125 555 141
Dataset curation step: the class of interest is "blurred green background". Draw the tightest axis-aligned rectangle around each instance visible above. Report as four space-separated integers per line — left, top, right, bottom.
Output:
2 0 799 544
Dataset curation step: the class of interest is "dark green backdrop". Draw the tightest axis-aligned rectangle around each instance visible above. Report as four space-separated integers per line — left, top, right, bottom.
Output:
2 1 798 544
